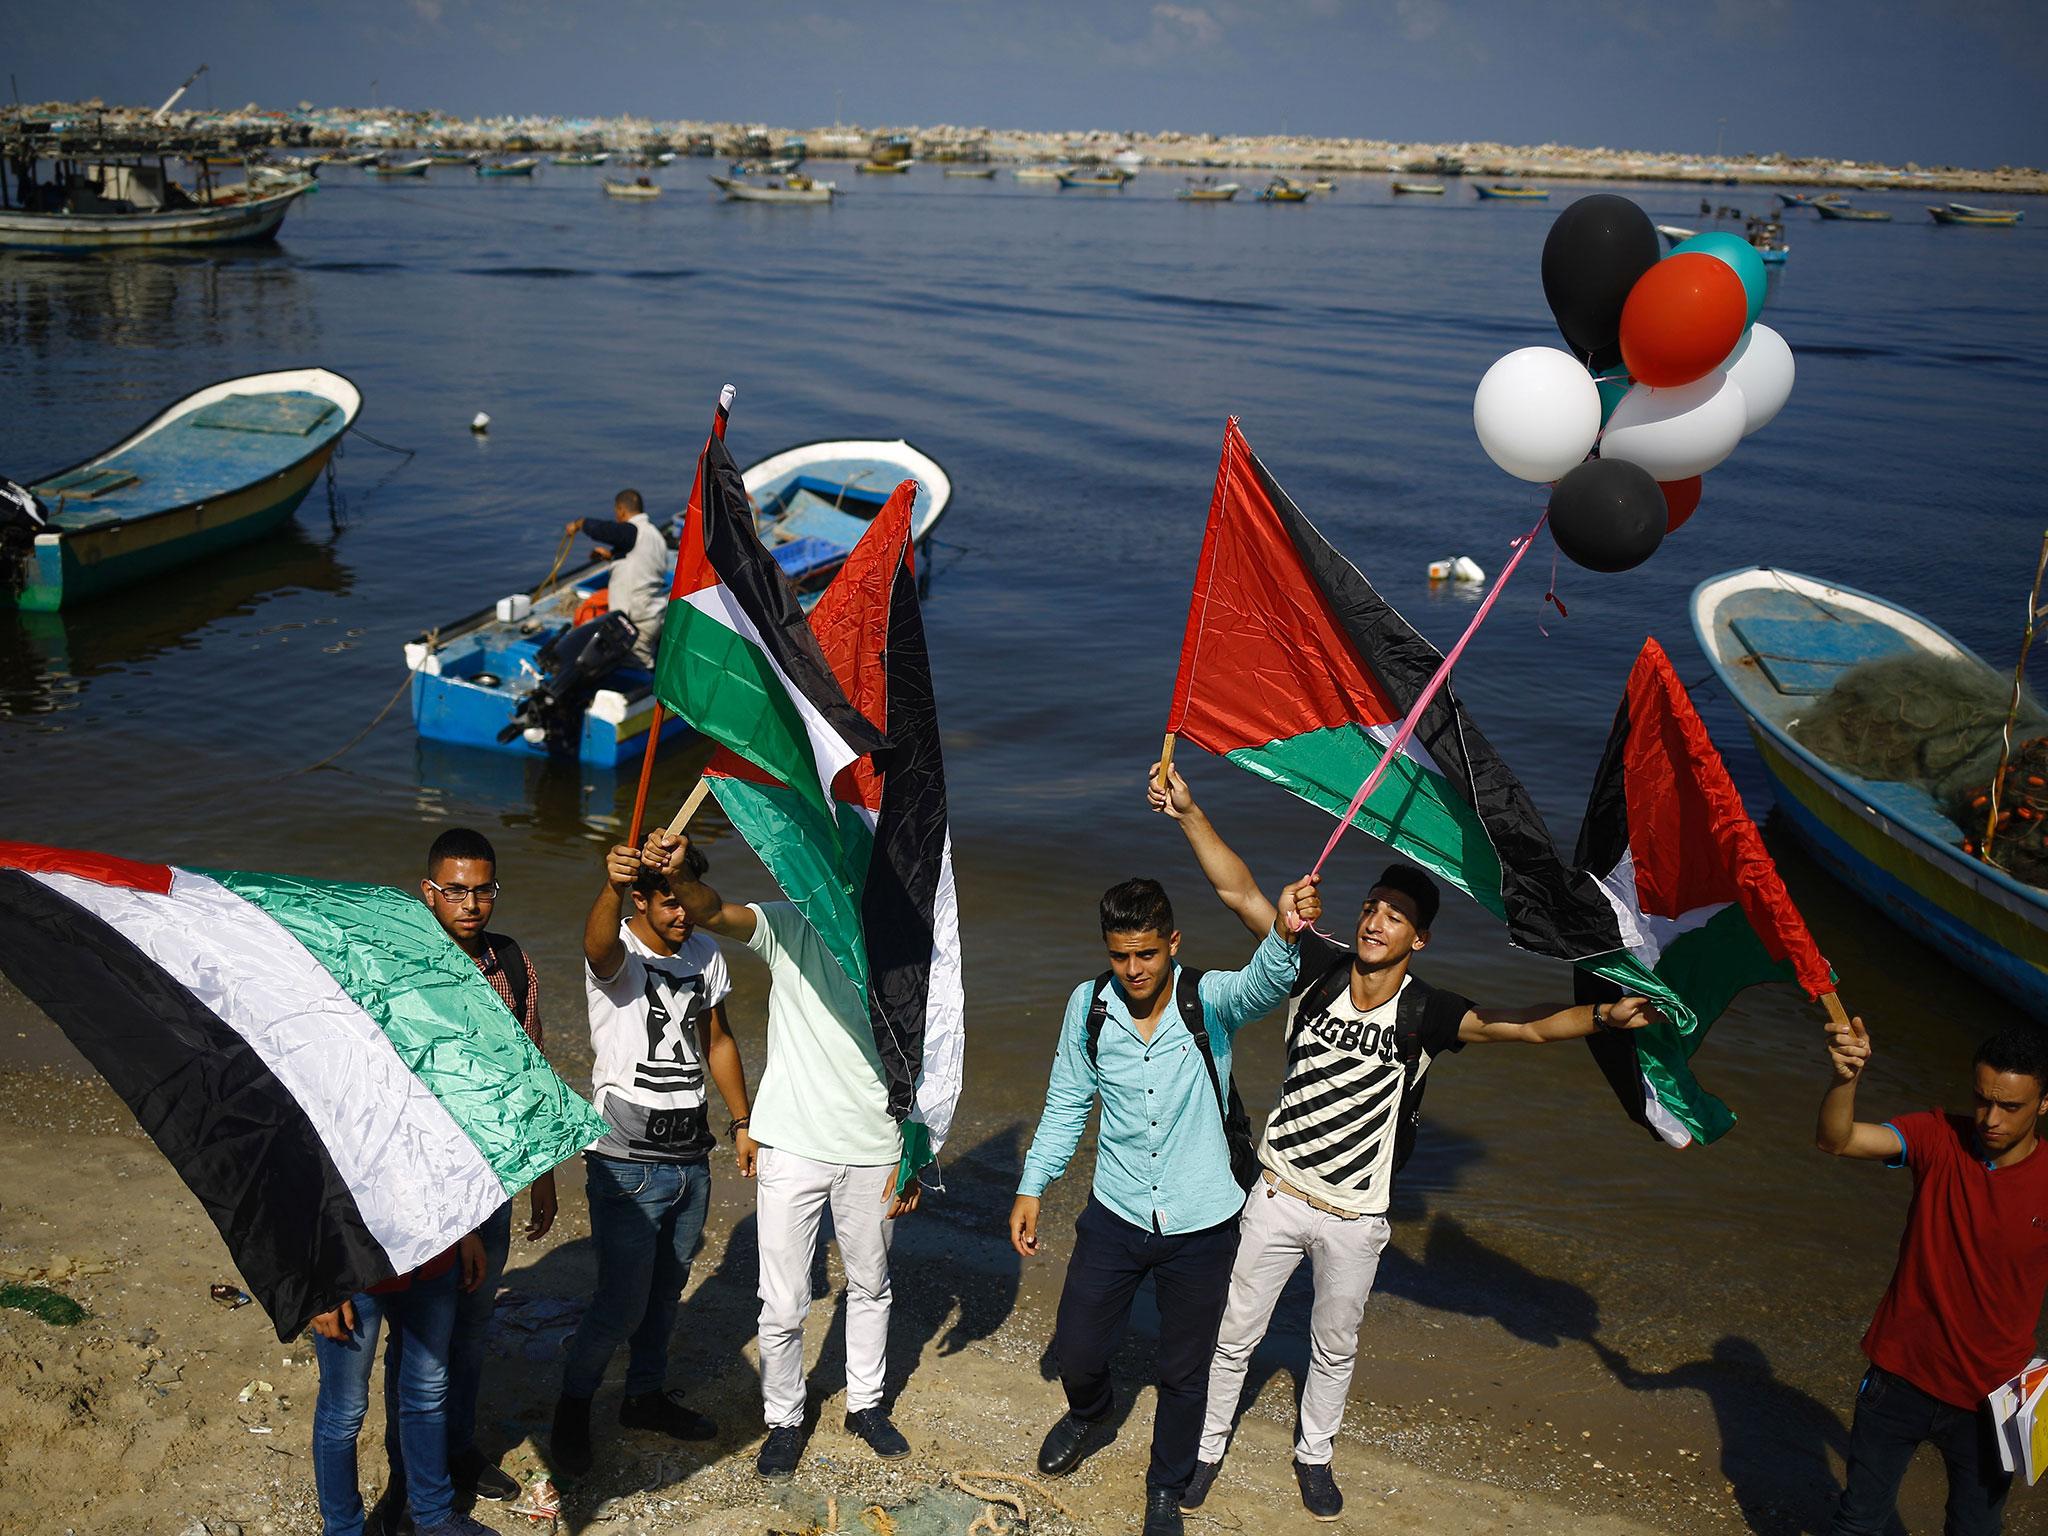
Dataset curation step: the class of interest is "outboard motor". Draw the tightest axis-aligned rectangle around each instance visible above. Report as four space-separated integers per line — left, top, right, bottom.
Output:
497 611 640 756
0 477 50 602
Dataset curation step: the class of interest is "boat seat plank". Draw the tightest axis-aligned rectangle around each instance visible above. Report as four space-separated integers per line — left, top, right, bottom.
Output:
189 394 341 436
774 491 875 550
787 474 890 513
39 466 141 499
1729 614 1913 695
772 535 850 580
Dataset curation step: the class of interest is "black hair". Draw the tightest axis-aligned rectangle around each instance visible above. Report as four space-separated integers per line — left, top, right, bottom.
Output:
1100 877 1174 938
427 827 496 873
615 487 644 514
632 843 708 899
1975 1024 2048 1093
1371 863 1440 930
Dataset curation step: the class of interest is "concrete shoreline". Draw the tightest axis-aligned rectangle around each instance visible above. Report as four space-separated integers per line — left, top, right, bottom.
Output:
8 98 2043 195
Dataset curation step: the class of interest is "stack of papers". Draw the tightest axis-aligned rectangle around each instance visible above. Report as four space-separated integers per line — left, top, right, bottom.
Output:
1988 1357 2048 1484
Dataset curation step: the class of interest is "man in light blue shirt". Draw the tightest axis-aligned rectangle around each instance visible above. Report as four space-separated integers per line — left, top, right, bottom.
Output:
1009 869 1319 1536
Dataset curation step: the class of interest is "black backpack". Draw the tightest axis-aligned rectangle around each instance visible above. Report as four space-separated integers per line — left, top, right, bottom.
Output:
1083 968 1260 1192
1288 938 1446 1177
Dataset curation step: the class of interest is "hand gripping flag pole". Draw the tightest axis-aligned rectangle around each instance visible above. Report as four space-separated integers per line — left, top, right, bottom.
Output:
627 384 736 849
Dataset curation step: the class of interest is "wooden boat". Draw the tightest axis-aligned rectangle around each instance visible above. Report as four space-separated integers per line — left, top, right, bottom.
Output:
476 158 538 177
427 148 479 165
602 176 663 199
1777 192 1820 209
1178 178 1240 202
709 173 835 204
732 157 803 175
1255 178 1310 203
856 159 913 174
867 134 914 166
1015 165 1066 183
551 152 611 167
944 166 998 179
405 436 950 765
1473 183 1549 200
1056 168 1132 190
0 127 315 249
1693 567 2048 1021
365 157 431 178
7 368 360 612
1929 203 2022 226
1813 200 1890 221
1391 181 1445 195
1746 213 1790 264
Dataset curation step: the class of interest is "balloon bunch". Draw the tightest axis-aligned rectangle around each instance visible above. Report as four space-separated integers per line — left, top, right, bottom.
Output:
1471 193 1795 573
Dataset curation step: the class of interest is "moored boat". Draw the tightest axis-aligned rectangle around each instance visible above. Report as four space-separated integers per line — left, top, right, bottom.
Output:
476 157 538 177
709 173 835 204
856 159 913 174
1391 181 1445 195
944 166 998 179
602 176 663 199
1693 567 2048 1021
1177 177 1240 202
1255 177 1310 203
1473 182 1549 200
1056 168 1132 190
551 151 611 167
1308 178 1337 194
404 437 950 764
1015 165 1066 183
1657 223 1697 247
365 157 431 178
1813 200 1890 221
1929 203 2022 226
427 147 479 165
6 368 361 612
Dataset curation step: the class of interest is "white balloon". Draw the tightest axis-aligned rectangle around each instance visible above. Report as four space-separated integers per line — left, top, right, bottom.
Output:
1472 347 1602 484
1722 323 1795 437
1600 372 1747 481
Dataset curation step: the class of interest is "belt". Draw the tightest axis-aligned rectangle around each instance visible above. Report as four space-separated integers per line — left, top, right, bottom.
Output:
1261 1167 1364 1221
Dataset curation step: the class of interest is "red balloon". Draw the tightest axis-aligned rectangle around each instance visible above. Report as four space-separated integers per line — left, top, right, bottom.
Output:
1619 254 1747 388
1660 475 1702 532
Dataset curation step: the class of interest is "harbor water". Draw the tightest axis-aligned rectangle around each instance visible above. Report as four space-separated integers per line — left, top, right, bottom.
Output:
3 164 2046 1528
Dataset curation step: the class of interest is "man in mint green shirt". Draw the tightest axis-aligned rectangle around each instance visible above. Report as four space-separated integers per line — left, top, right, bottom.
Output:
1009 868 1319 1536
645 829 918 1481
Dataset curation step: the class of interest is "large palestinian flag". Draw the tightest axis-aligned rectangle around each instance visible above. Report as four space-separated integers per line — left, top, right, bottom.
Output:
1574 639 1834 1146
1169 417 1627 962
654 428 886 835
705 483 964 1181
0 844 606 1339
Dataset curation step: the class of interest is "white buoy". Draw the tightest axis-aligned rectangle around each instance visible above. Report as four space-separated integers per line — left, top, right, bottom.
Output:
470 412 491 434
1428 556 1487 585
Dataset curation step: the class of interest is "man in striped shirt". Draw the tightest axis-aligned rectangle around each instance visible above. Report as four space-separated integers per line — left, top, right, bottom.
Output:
1150 769 1655 1522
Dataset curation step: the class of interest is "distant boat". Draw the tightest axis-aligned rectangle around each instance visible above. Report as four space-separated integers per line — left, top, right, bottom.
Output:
732 157 803 176
552 152 611 167
944 166 998 179
602 176 662 199
1814 200 1890 221
1473 183 1548 200
1178 178 1240 202
1746 213 1791 264
1777 191 1820 209
1308 178 1338 194
1929 203 2022 226
365 157 431 178
7 368 360 611
709 173 835 204
406 437 950 765
856 159 913 174
0 134 315 249
1693 566 2048 1023
476 158 538 178
1015 165 1066 183
1391 181 1445 195
1255 178 1311 203
1657 224 1697 247
1057 168 1132 190
427 148 479 165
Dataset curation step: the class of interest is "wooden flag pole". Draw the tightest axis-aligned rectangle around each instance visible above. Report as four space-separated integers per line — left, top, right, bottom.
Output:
1820 991 1861 1035
667 776 713 834
625 704 666 848
1156 731 1177 794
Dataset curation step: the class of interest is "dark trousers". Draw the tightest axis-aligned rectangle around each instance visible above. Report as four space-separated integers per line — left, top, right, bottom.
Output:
1831 1365 2012 1536
1053 1196 1240 1495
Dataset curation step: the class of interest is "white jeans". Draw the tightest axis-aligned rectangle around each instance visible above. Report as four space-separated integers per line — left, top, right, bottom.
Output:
755 1144 898 1428
1199 1180 1392 1466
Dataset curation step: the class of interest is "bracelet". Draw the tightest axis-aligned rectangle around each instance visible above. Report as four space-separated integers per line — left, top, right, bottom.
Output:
727 1116 751 1142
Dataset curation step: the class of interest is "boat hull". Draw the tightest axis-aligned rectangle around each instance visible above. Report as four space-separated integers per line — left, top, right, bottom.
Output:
411 658 697 768
0 185 307 250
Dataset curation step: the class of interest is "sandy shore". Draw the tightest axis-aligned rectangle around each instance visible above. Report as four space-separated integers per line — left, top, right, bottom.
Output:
0 1052 1969 1536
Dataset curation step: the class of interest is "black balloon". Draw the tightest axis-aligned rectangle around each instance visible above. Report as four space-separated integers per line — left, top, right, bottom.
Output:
1549 459 1667 573
1541 194 1661 360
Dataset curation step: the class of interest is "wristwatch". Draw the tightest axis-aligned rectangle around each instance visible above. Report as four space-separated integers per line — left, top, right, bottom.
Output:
1593 1003 1615 1031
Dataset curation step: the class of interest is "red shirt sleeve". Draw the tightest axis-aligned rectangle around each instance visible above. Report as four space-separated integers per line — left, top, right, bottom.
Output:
1888 1109 1949 1173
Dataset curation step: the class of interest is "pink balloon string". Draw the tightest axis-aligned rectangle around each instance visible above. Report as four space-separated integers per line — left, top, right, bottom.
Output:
1292 507 1552 916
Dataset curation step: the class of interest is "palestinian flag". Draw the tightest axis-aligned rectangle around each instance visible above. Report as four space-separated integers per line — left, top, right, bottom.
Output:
1169 417 1626 961
1574 639 1834 1146
0 844 606 1340
654 427 886 834
705 483 964 1180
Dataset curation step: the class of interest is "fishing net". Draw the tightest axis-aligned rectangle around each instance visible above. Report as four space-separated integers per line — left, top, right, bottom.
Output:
1789 653 2048 882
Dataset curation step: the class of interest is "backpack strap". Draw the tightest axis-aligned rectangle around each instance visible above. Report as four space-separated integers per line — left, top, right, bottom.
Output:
1172 968 1223 1114
485 934 534 1038
1083 970 1114 1071
1389 975 1440 1173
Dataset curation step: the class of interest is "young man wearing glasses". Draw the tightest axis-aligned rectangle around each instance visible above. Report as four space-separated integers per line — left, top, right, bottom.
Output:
376 827 557 1529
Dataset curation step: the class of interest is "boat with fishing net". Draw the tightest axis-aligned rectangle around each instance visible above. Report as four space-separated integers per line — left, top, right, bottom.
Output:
1693 566 2048 1018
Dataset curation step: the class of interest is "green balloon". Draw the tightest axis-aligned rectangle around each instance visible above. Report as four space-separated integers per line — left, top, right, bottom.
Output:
1596 373 1631 426
1669 232 1768 328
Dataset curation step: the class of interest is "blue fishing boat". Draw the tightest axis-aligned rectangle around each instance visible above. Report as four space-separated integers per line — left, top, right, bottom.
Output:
6 368 360 612
475 158 538 178
406 437 953 765
1693 567 2048 1020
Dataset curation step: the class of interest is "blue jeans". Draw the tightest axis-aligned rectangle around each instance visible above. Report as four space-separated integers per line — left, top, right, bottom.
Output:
312 1265 458 1536
384 1203 511 1503
560 1155 711 1400
1832 1364 2012 1535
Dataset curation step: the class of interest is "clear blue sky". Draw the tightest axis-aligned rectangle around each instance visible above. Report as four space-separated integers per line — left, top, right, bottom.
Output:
12 0 2044 169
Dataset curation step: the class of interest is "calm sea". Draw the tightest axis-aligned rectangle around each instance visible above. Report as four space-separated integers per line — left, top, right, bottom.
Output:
3 163 2045 1525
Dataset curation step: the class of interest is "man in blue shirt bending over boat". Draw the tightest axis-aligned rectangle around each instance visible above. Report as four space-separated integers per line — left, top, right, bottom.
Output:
1010 864 1320 1536
566 488 672 665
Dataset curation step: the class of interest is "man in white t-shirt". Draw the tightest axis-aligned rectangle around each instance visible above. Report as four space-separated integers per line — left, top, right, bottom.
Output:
642 826 918 1482
1150 767 1658 1523
550 839 755 1480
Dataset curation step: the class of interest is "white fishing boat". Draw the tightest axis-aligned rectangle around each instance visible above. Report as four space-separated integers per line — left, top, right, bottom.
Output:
602 176 663 199
1015 165 1067 183
709 173 835 204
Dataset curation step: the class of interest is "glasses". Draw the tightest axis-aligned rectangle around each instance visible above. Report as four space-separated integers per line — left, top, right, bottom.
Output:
426 878 501 905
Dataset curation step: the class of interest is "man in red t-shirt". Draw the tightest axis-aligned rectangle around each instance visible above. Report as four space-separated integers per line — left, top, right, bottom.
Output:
1817 1014 2048 1535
